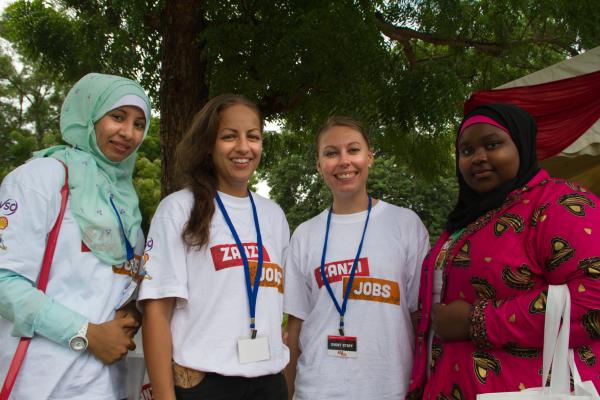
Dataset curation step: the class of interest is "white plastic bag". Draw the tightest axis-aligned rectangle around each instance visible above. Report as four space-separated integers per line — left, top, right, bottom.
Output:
138 370 153 400
477 285 600 400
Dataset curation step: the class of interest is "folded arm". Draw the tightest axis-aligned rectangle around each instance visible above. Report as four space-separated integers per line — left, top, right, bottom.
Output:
0 268 86 346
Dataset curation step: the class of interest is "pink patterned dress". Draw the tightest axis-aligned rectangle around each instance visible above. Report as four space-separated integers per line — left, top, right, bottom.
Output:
407 169 600 399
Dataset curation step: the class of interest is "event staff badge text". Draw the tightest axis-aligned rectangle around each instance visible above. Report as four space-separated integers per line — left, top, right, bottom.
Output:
327 335 357 358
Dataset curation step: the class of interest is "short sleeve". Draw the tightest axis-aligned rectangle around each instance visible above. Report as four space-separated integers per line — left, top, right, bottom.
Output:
484 184 600 348
137 198 190 304
0 159 63 282
405 212 430 312
531 187 600 344
283 227 312 320
532 188 600 285
279 208 290 268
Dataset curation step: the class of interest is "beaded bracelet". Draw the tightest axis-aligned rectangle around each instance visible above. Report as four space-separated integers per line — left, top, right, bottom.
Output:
469 299 492 350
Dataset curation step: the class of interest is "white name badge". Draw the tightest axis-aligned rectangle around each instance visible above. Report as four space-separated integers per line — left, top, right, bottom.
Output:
115 280 138 310
237 336 271 363
327 335 357 358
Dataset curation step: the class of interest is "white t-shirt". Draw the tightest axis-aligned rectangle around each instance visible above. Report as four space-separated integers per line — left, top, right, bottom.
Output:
0 158 145 400
138 189 290 377
284 200 429 400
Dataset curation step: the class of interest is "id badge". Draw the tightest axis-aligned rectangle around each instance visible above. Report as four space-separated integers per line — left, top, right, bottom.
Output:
115 280 138 310
237 336 270 363
327 335 357 358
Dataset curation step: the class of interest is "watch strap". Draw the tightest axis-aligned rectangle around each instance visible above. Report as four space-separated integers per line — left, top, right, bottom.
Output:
69 322 89 351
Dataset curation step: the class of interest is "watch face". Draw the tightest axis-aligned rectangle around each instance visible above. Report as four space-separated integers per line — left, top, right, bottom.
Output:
70 337 87 352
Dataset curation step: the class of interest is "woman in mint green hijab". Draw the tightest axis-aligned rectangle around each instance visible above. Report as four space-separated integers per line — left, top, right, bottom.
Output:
36 72 150 265
0 73 151 399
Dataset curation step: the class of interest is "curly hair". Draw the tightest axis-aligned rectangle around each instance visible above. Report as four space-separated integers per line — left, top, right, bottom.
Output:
175 94 263 249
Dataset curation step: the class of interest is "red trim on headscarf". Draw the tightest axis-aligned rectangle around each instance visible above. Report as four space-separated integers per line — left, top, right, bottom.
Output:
459 115 510 138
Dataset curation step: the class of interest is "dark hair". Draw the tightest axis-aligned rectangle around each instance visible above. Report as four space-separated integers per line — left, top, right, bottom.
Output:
315 116 370 152
175 93 263 249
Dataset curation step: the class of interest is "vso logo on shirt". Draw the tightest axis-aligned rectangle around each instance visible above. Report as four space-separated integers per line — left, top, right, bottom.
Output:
0 199 18 216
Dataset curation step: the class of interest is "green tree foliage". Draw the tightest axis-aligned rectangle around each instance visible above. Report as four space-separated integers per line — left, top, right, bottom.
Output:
259 129 330 231
373 0 600 124
0 49 63 179
368 158 457 239
0 0 162 98
3 1 600 171
134 116 161 233
1 1 599 235
0 0 393 193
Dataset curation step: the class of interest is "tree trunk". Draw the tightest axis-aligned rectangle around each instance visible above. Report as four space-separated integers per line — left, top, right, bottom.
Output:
159 0 209 197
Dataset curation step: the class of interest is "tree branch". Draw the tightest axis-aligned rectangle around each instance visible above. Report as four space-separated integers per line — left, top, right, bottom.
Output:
400 37 417 67
374 12 579 57
375 12 505 55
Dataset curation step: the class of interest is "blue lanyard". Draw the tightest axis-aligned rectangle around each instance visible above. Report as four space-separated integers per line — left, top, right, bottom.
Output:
109 195 134 261
320 196 372 336
215 191 263 339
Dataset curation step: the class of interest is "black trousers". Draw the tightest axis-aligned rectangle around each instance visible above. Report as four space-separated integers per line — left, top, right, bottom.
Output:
174 372 287 400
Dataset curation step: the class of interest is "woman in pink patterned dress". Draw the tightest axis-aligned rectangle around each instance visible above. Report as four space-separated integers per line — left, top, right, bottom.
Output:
407 103 600 399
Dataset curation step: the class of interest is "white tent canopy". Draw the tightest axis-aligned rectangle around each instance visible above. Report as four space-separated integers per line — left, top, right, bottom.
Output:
497 46 600 194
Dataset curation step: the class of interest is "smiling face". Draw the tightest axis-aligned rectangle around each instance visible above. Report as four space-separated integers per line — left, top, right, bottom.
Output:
95 105 146 162
317 125 373 203
212 104 262 197
458 123 520 194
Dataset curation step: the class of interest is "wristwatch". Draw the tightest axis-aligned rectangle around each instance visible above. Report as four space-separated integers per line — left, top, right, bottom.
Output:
69 322 89 352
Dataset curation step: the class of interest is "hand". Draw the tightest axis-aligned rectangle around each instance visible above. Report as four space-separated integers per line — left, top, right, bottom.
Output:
282 329 289 345
87 315 139 364
431 300 471 341
116 304 142 338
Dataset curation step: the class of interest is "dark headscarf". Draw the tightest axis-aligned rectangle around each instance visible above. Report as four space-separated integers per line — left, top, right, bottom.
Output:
445 103 541 232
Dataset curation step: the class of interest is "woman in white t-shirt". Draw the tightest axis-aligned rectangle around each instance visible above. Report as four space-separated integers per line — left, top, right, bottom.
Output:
139 94 289 400
0 73 151 399
284 116 430 400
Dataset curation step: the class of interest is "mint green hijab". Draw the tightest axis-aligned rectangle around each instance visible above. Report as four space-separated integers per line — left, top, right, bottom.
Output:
34 73 151 265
